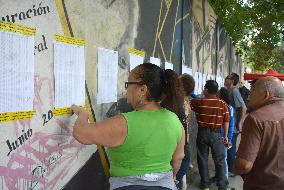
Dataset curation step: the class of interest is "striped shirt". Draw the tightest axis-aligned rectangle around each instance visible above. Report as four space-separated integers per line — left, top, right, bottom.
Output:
191 97 229 129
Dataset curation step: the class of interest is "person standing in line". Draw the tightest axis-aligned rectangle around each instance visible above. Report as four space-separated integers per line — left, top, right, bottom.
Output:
191 80 229 190
238 80 250 106
71 63 185 190
224 73 247 176
246 78 259 113
234 76 284 189
171 74 195 190
211 87 235 184
218 87 235 177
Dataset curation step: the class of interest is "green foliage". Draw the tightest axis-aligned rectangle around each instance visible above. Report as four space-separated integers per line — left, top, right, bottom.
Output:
269 46 284 73
209 0 284 72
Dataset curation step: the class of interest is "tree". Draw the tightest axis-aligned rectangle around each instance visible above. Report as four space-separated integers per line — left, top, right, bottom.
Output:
269 45 284 73
209 0 284 72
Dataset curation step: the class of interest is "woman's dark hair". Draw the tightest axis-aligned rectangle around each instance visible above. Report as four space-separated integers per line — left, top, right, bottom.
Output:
219 87 230 104
181 74 195 96
228 73 240 86
205 80 219 94
134 63 184 113
161 69 184 113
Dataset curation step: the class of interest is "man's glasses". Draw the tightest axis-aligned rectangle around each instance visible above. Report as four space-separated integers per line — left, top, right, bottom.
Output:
125 81 144 89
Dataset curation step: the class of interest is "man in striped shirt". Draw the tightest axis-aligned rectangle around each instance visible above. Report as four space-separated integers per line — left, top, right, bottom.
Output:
191 80 229 190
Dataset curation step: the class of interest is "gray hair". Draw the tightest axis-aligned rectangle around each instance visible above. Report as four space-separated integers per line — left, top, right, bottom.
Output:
260 77 284 98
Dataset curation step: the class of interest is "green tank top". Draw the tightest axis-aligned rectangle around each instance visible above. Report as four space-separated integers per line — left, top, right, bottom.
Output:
107 108 183 177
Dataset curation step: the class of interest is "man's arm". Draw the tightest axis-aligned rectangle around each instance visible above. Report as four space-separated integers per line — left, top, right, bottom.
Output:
223 122 229 144
222 104 229 143
232 88 247 131
238 105 247 132
234 115 261 175
234 157 253 174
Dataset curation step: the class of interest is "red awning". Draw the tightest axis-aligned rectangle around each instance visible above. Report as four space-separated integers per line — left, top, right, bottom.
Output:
244 69 284 81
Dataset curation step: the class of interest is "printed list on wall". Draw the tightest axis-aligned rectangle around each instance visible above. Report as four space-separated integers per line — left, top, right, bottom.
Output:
97 47 118 104
165 62 173 70
0 21 36 122
128 48 145 71
150 56 161 67
53 34 85 111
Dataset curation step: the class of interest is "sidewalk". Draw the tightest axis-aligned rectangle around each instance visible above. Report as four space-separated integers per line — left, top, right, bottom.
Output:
186 154 243 190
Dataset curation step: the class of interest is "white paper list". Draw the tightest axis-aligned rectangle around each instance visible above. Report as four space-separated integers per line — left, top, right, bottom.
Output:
165 62 173 70
129 53 144 71
198 72 203 94
0 30 34 112
182 64 192 75
202 73 207 91
194 72 199 95
54 41 85 108
97 48 118 104
216 76 222 88
150 57 161 67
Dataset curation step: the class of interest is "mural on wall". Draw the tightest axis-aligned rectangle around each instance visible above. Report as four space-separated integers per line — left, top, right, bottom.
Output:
216 27 228 77
191 0 217 75
0 0 241 189
0 1 96 189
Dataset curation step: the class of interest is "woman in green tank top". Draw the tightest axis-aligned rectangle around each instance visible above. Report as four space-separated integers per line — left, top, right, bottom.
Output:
71 63 185 190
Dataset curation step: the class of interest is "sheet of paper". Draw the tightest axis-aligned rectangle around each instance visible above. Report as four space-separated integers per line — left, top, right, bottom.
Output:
54 41 85 108
198 72 203 94
220 77 224 87
206 74 211 81
0 30 34 112
182 64 192 75
165 62 173 70
202 73 207 91
150 56 161 67
216 76 222 88
97 48 118 104
194 72 199 95
129 53 144 71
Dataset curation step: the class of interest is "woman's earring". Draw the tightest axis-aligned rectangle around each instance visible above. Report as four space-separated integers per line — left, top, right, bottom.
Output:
139 100 145 106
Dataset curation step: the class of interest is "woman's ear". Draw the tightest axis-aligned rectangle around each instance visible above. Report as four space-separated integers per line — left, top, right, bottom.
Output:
139 84 148 97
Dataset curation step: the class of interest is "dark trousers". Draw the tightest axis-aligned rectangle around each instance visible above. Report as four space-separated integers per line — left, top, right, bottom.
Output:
196 128 228 190
227 133 239 172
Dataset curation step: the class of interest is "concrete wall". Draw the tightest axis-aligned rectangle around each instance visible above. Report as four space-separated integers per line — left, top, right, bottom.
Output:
0 0 241 189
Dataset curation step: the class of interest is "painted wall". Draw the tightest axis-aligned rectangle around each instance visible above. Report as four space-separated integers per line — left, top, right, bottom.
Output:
0 0 241 189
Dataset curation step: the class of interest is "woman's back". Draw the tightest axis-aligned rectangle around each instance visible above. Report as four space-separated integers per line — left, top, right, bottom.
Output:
108 109 182 177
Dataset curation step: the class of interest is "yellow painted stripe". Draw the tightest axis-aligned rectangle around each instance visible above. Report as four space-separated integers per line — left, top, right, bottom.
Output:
0 110 35 123
0 21 36 36
157 0 172 38
153 0 163 56
170 0 180 63
176 13 189 25
55 0 71 36
56 0 109 176
54 34 85 46
158 37 167 61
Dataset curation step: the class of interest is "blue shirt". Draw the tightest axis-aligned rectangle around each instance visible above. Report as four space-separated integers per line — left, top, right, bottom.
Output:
221 105 234 142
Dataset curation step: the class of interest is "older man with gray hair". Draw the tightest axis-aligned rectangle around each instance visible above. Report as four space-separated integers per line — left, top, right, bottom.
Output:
234 76 284 190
